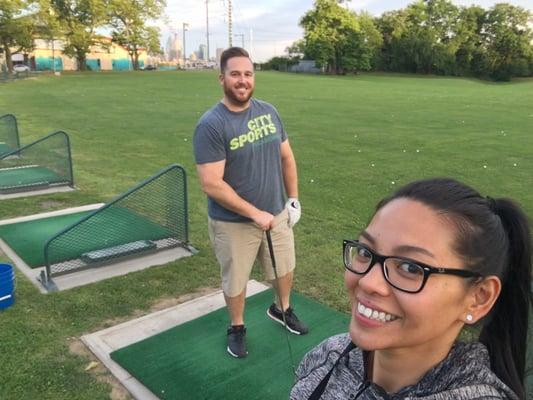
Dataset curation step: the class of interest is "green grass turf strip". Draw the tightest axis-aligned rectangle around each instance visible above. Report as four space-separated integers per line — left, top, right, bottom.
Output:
0 165 64 190
110 289 350 400
0 208 172 268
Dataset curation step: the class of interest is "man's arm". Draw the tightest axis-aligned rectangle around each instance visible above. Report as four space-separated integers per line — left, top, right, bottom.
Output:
196 160 274 230
280 140 298 198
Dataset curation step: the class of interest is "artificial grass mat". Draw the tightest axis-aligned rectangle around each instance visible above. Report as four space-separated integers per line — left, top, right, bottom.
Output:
0 165 65 191
110 289 350 400
0 207 173 268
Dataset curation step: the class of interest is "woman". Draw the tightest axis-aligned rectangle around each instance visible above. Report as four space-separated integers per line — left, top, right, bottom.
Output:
291 178 531 400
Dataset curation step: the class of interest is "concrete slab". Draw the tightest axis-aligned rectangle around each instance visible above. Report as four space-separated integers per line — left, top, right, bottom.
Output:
82 280 269 400
0 204 195 293
0 185 75 200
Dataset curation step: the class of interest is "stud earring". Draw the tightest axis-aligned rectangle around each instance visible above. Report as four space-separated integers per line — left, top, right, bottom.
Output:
466 314 473 323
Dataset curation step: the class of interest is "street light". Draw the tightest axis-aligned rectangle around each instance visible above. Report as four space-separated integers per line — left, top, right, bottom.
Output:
182 23 189 68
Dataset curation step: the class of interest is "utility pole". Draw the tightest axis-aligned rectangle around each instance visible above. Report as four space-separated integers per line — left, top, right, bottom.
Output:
249 28 253 60
205 0 210 61
228 0 232 47
183 22 189 68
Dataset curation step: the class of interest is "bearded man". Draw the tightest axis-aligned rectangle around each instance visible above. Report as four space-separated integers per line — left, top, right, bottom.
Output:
193 47 308 358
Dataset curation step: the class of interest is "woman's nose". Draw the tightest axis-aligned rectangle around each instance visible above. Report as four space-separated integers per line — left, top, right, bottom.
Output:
357 262 391 295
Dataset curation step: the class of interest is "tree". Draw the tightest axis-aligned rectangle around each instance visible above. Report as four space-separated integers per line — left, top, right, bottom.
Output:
0 0 35 73
109 0 165 70
340 12 382 73
51 0 109 71
453 5 485 76
300 0 359 74
482 3 533 80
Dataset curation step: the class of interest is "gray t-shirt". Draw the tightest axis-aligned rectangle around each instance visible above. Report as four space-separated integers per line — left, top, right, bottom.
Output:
193 98 288 222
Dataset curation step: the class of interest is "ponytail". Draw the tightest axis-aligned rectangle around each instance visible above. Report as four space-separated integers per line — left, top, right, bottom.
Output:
479 198 532 400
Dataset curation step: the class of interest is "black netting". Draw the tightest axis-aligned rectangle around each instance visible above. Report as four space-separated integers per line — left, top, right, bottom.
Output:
44 164 188 277
0 131 74 194
0 114 20 156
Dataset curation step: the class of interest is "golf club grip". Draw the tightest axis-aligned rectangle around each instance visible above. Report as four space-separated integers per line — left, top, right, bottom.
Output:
265 230 277 271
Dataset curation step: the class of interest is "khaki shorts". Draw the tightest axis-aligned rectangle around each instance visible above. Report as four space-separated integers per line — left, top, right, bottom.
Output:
208 209 295 297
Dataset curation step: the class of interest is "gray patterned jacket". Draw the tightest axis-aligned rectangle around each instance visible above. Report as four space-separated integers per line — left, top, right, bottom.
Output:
290 333 518 400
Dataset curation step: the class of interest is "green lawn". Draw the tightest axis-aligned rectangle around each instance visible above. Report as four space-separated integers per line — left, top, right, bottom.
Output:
0 71 531 399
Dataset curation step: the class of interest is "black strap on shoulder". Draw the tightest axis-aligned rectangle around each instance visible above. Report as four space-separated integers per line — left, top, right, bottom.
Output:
307 341 356 400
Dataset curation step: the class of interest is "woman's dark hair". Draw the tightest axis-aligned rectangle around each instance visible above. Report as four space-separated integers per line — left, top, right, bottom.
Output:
220 47 250 73
376 177 532 399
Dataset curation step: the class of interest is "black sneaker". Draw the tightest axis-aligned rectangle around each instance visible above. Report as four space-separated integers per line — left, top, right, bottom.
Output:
267 304 309 335
227 325 248 358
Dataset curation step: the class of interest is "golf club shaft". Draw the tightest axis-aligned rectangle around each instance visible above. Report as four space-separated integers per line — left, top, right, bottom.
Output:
266 229 296 376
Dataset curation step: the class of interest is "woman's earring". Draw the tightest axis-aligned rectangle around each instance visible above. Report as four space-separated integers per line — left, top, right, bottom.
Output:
466 314 473 323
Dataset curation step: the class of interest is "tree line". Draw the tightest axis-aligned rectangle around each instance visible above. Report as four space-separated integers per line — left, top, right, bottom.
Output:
267 0 533 81
0 0 165 72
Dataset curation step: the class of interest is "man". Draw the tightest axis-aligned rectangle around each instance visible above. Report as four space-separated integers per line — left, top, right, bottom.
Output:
193 47 308 358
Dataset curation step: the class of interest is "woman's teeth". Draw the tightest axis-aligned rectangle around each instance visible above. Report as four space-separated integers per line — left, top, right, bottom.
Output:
357 302 398 322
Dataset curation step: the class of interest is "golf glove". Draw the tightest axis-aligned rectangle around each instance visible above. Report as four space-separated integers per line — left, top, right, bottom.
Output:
285 198 301 228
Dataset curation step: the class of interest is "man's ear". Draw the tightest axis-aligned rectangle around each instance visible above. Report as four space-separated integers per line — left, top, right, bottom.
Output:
463 276 501 324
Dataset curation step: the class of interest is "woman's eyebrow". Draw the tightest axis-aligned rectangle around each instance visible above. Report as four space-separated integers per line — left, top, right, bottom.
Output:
360 230 435 259
395 245 435 259
359 230 375 243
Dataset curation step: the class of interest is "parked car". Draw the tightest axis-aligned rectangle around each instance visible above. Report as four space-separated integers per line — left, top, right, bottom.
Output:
143 65 157 70
13 64 30 72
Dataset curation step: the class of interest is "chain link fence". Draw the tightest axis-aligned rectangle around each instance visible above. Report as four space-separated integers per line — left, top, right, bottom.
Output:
0 131 74 194
42 164 189 284
0 114 20 157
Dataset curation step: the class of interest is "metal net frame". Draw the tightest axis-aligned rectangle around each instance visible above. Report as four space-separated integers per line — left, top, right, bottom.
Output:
42 164 189 285
0 114 20 156
0 131 74 194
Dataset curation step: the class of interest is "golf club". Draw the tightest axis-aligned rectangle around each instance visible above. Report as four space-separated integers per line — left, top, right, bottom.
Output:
266 229 297 376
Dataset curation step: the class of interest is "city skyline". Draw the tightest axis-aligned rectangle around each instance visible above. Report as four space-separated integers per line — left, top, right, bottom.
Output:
161 0 533 63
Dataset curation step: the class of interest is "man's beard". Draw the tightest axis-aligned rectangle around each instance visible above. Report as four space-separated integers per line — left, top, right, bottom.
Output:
223 82 254 107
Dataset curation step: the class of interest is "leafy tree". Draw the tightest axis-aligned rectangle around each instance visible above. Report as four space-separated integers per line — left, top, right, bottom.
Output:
285 39 305 60
453 5 485 76
50 0 109 71
300 0 359 74
482 3 533 80
0 0 35 72
109 0 165 70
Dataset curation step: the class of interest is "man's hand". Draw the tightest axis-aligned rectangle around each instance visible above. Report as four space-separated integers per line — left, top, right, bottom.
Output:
285 198 301 228
252 210 274 231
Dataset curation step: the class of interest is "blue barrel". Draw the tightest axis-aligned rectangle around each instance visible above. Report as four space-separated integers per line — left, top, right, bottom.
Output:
0 263 15 310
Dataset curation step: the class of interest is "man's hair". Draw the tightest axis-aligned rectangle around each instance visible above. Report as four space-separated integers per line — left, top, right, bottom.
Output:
220 47 251 73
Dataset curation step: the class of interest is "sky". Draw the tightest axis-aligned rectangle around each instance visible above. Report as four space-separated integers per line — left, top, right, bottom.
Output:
160 0 533 62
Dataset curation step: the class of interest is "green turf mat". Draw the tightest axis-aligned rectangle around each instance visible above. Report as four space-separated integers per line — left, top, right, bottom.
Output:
0 208 172 268
0 165 64 191
111 289 350 400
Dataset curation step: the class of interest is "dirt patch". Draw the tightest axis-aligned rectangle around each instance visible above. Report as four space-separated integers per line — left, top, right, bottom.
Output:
68 337 132 400
71 285 220 398
40 200 65 210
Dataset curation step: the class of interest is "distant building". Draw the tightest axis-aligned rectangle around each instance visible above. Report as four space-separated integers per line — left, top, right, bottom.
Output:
10 36 148 71
216 48 224 65
289 60 322 74
198 44 207 61
165 34 183 62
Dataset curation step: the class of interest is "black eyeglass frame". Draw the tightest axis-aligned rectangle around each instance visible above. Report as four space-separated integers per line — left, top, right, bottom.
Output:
343 239 483 293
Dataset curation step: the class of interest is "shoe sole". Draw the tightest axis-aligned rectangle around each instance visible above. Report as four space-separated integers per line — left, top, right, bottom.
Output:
227 346 247 358
266 309 305 335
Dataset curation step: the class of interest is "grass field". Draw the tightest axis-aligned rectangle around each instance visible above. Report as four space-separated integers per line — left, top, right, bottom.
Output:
0 70 532 399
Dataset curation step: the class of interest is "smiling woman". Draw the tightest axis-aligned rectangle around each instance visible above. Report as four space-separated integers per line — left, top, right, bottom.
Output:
291 178 532 400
